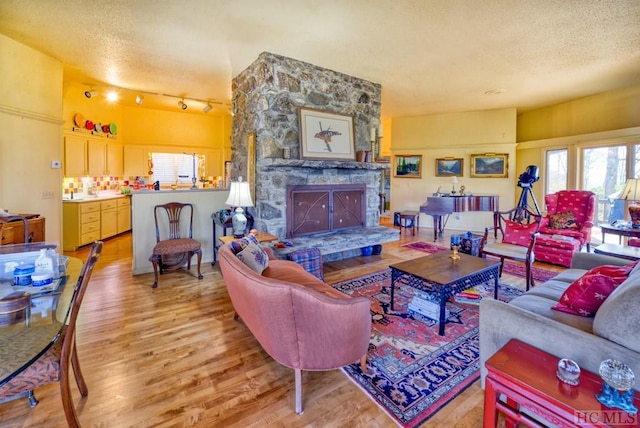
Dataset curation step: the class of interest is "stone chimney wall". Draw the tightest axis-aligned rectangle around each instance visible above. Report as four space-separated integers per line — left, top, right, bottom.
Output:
231 52 387 238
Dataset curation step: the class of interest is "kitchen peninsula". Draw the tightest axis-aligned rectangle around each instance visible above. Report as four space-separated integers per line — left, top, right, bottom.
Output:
131 188 230 275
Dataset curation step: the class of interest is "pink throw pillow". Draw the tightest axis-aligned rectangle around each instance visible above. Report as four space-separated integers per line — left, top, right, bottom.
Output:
552 273 618 317
503 220 538 246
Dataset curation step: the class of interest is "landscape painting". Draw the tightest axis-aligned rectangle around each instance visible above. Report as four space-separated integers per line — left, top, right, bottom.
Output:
470 153 508 178
394 155 422 178
436 158 463 177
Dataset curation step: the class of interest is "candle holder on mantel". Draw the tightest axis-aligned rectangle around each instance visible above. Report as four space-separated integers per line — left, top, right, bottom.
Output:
451 245 461 260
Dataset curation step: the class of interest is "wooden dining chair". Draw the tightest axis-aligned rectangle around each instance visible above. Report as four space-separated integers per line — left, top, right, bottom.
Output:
149 202 203 288
0 241 103 428
0 291 30 327
479 207 542 290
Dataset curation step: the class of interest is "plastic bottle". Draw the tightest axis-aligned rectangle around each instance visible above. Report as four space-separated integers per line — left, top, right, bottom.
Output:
35 248 55 275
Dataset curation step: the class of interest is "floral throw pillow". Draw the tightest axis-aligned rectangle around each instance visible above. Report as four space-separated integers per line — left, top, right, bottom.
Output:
236 241 269 274
502 220 538 246
229 234 260 254
552 273 618 317
549 211 578 229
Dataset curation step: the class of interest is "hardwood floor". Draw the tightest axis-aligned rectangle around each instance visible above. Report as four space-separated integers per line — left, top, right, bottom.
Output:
0 223 561 427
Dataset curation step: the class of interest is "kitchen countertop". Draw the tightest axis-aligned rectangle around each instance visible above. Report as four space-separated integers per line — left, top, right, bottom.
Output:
62 193 131 202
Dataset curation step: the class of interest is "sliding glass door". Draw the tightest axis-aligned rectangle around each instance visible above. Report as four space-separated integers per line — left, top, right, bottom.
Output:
581 145 627 224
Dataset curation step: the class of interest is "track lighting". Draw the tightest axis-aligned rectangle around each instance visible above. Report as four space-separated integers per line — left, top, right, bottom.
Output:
84 89 97 98
203 103 213 113
178 99 188 110
135 94 144 105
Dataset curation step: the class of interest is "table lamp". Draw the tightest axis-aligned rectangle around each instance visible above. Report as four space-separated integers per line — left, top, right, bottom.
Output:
451 176 459 194
619 178 640 228
225 177 254 237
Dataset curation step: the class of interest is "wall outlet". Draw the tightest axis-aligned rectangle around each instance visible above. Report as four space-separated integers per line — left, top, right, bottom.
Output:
51 160 61 169
41 191 54 199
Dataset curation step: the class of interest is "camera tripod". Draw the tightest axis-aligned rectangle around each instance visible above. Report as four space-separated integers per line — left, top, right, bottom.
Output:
513 184 541 221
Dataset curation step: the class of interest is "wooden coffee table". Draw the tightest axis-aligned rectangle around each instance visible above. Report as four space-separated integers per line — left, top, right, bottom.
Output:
389 251 500 336
485 339 640 427
593 243 640 261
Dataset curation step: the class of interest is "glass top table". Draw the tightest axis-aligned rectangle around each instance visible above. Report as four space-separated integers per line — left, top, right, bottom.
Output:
0 253 82 387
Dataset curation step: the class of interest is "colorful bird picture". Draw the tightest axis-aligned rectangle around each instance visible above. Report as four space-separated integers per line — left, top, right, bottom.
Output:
314 121 342 152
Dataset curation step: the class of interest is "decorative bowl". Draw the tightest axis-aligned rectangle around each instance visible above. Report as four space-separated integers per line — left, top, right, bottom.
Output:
556 358 581 386
599 359 635 391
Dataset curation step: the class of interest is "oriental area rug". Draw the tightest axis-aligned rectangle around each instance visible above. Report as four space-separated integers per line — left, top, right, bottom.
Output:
403 241 558 283
331 269 524 427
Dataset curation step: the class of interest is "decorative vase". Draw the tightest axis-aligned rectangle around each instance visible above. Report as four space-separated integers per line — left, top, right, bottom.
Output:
629 205 640 228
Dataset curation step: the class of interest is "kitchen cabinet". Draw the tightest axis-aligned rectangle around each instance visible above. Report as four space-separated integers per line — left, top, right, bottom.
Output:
63 201 101 251
123 146 148 177
116 197 131 234
0 217 45 245
100 200 118 239
64 132 123 177
64 135 88 176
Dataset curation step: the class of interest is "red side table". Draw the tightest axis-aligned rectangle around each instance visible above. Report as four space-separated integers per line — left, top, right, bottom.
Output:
484 339 639 427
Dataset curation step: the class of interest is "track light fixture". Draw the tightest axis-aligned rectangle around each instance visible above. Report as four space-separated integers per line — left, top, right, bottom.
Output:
84 89 98 98
203 103 213 113
178 99 188 110
135 94 144 105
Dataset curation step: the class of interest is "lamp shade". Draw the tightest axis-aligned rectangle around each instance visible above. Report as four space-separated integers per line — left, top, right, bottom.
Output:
225 177 253 207
620 179 640 201
451 176 459 184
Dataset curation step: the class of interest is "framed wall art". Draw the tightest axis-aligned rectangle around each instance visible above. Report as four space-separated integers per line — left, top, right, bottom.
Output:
470 153 508 178
298 107 355 161
435 158 463 177
394 154 422 178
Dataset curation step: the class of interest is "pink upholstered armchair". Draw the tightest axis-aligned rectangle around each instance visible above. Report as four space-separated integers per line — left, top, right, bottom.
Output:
539 190 597 251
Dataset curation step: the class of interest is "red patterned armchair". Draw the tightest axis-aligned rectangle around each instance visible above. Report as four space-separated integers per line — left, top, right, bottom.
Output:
531 190 596 267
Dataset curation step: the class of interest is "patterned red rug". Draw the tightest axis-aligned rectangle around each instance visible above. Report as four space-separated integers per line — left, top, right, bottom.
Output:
331 270 523 427
403 241 558 283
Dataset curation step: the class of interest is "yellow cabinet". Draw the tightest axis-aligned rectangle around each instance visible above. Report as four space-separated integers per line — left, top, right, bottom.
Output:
64 132 123 177
88 140 107 176
64 135 88 176
123 146 147 176
107 142 124 176
100 200 118 239
63 201 101 251
116 197 131 234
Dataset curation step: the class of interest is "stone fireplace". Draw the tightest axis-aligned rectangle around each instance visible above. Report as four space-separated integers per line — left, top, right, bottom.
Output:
229 52 396 259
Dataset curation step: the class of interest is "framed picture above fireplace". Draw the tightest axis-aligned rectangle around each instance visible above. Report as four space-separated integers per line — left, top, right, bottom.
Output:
298 107 356 161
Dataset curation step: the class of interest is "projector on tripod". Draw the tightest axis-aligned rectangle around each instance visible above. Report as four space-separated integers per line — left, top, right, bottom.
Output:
515 165 541 218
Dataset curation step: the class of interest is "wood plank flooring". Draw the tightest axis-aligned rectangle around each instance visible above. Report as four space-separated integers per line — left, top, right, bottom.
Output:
0 222 562 427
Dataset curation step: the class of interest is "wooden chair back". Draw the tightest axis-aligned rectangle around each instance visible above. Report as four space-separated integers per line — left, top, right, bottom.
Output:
0 292 30 327
153 203 194 242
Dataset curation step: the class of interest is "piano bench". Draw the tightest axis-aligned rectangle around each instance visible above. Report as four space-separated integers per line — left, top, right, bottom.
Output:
397 210 420 235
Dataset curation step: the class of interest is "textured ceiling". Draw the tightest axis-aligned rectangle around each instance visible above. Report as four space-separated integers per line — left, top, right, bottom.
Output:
1 0 639 117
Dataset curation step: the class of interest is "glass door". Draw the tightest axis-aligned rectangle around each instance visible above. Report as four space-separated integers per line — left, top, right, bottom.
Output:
581 145 627 225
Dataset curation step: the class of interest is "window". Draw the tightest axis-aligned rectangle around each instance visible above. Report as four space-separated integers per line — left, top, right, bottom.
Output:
545 149 567 194
151 153 205 186
582 145 626 224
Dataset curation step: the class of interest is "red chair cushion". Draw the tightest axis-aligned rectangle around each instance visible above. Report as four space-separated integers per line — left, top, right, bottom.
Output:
503 220 538 246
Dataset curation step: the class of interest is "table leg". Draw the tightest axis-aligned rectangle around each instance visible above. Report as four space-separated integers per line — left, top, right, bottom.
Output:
483 377 499 428
438 288 446 336
211 218 217 266
390 269 398 311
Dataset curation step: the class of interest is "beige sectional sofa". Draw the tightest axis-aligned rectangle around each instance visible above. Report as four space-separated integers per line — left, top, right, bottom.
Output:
480 252 640 391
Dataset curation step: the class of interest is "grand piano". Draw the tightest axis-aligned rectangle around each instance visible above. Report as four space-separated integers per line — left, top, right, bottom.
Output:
420 194 499 241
